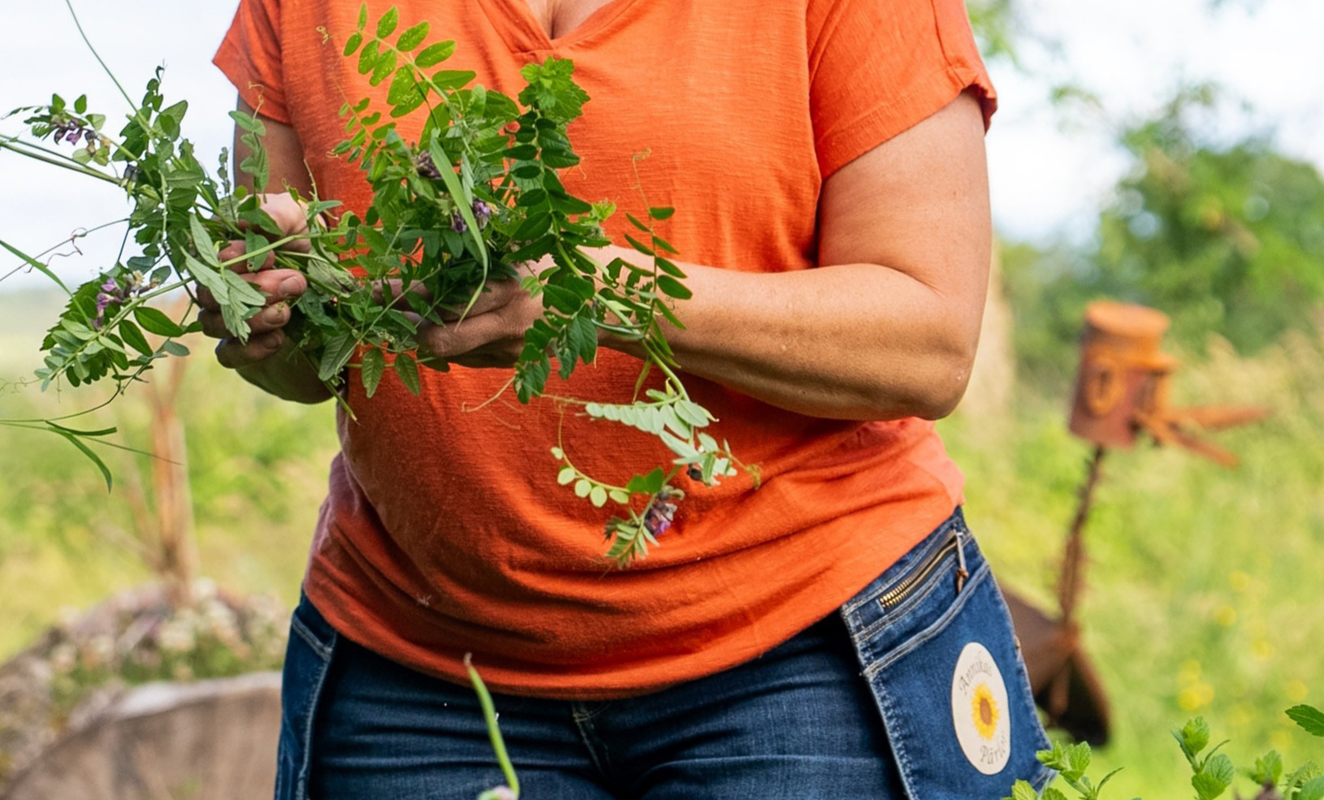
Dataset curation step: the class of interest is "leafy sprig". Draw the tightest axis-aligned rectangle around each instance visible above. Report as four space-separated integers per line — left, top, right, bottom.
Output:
1 3 748 564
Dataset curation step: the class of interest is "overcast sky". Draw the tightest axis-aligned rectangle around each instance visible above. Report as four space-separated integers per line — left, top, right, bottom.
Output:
1 0 1321 292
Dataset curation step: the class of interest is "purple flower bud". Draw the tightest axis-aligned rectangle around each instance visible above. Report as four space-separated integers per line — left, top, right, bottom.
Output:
65 129 83 145
101 277 119 294
450 210 467 233
96 292 113 308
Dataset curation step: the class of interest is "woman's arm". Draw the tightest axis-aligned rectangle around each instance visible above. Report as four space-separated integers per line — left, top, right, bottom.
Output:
196 97 333 404
611 90 991 421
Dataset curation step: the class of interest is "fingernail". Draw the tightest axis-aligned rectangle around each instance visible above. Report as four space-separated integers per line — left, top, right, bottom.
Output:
279 277 302 298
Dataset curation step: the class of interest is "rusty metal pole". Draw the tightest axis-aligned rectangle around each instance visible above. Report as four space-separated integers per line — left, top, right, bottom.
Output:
1058 445 1106 625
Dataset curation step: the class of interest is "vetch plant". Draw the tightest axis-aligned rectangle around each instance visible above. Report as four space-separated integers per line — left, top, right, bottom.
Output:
0 2 750 565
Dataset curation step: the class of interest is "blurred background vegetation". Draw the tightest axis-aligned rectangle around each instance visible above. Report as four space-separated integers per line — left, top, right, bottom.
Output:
1 0 1322 796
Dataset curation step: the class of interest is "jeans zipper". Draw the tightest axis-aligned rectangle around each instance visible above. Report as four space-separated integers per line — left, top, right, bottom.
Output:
877 527 969 610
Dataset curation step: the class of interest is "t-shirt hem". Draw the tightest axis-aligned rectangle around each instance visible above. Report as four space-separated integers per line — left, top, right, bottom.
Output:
302 494 960 700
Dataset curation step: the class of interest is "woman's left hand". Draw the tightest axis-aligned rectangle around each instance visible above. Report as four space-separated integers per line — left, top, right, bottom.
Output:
407 272 546 370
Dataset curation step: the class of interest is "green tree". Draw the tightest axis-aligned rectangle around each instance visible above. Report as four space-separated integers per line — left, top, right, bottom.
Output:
1092 87 1324 353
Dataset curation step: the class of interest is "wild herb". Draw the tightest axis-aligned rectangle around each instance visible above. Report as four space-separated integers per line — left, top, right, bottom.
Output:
0 2 745 564
1005 705 1324 800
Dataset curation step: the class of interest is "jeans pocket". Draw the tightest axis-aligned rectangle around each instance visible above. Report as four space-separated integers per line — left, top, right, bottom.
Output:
275 594 339 800
842 513 1054 800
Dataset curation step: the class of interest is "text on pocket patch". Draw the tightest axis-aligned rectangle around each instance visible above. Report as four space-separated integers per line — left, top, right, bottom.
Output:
951 641 1012 774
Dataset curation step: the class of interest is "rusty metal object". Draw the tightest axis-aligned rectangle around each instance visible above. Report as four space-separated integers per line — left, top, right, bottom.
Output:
1068 301 1270 464
1009 301 1272 745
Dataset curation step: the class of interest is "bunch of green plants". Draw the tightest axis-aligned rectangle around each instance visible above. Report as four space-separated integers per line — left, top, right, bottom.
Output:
0 3 742 565
1006 705 1324 800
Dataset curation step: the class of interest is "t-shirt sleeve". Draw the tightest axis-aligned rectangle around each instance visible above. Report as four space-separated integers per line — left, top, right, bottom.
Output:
213 0 291 124
808 0 997 178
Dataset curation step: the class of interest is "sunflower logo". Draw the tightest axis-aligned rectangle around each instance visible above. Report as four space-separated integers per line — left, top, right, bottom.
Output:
971 682 1000 740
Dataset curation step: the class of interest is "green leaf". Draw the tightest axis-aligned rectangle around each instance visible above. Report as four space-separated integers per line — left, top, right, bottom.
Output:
429 69 477 91
361 347 385 398
574 478 592 498
1005 781 1038 800
371 49 399 86
1300 776 1324 800
624 234 654 256
358 40 381 75
1288 705 1324 737
227 109 266 135
656 275 692 300
51 427 112 491
74 94 88 114
415 40 456 67
117 319 153 356
318 331 357 381
625 213 650 232
1176 717 1212 762
1204 753 1235 785
344 32 363 56
376 7 399 37
162 340 190 357
1246 751 1284 786
395 352 421 394
589 485 607 507
134 306 186 337
357 3 368 29
648 206 675 221
1192 771 1231 800
1040 789 1069 800
396 21 429 51
557 466 576 485
189 214 218 266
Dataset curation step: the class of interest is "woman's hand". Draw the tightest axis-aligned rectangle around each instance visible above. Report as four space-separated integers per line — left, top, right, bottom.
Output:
197 193 309 367
196 191 331 403
406 261 549 370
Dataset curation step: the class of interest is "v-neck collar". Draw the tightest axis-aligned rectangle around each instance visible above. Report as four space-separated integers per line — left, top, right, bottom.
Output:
476 0 643 54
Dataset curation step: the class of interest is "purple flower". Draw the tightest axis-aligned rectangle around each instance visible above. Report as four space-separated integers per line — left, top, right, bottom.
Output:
450 210 467 233
415 151 442 180
65 129 83 144
100 277 119 294
472 200 492 229
642 495 679 538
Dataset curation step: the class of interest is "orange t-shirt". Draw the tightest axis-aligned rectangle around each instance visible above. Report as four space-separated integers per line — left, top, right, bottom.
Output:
215 0 996 698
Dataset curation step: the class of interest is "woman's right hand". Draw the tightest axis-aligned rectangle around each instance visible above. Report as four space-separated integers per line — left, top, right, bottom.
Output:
196 192 332 403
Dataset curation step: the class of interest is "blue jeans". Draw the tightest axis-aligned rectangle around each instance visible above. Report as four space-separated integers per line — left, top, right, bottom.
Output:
276 509 1053 799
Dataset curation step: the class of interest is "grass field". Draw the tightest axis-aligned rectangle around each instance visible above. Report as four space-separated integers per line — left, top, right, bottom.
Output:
2 287 1321 797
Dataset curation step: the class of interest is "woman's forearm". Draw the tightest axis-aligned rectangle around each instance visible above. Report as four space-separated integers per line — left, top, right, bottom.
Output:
602 251 984 422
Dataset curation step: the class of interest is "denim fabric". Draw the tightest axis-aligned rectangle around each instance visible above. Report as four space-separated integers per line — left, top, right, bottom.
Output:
275 509 1052 799
842 508 1055 798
